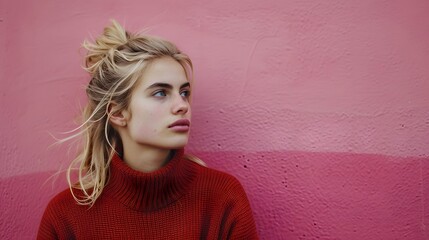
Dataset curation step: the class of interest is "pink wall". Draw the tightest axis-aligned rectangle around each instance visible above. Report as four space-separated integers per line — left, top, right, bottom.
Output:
1 0 429 239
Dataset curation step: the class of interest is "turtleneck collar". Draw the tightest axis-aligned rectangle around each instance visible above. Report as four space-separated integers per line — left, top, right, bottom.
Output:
104 149 198 212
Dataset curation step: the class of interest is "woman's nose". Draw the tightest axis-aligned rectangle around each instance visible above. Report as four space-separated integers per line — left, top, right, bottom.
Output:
172 94 189 114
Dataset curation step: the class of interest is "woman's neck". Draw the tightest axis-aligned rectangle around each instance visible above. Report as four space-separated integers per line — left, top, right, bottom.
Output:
122 145 173 173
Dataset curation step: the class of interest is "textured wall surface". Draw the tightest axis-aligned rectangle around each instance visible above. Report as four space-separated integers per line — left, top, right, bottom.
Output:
1 0 429 239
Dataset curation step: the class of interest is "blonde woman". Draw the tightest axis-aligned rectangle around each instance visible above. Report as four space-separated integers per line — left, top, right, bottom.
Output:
37 20 258 239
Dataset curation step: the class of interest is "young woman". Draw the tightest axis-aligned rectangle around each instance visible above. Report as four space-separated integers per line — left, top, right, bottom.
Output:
37 20 258 239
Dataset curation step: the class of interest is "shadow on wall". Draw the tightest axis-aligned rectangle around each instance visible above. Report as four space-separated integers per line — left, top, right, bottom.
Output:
1 151 428 240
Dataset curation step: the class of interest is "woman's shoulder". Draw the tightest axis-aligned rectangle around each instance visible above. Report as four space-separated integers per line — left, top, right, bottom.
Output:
43 187 86 215
46 188 73 205
38 187 91 238
189 160 248 198
199 164 239 182
51 186 80 201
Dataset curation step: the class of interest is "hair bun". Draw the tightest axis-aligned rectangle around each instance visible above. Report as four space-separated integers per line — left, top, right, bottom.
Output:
83 20 129 76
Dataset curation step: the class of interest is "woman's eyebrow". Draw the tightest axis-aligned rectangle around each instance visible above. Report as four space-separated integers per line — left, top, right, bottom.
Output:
180 82 191 89
146 82 190 90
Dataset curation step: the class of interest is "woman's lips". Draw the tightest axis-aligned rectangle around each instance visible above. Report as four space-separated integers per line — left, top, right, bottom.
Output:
169 125 190 132
169 119 190 132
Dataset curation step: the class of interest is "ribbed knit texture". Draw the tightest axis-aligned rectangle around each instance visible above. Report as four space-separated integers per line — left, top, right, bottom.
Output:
37 149 259 239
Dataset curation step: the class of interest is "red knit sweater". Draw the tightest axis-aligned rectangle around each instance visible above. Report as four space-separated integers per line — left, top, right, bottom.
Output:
37 149 259 239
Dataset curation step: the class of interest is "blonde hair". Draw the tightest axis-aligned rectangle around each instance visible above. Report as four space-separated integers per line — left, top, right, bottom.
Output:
65 20 203 206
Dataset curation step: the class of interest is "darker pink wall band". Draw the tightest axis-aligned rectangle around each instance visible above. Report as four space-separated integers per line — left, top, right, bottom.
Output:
1 151 428 239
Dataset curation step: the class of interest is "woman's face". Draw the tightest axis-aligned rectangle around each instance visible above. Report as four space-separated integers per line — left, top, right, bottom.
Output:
121 57 192 150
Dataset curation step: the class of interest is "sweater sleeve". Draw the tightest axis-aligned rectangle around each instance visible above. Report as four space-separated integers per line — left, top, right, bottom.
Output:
37 190 76 240
223 176 259 240
37 201 60 240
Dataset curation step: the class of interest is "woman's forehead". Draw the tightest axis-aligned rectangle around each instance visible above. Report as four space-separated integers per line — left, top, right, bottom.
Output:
139 57 188 88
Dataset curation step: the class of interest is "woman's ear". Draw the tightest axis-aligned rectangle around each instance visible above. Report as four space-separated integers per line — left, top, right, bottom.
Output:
108 102 128 127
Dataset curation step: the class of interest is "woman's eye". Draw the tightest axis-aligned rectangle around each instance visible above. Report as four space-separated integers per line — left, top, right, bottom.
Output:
153 90 167 97
181 90 190 97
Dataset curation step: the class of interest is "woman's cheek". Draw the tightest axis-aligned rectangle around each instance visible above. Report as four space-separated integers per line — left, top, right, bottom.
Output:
130 112 161 140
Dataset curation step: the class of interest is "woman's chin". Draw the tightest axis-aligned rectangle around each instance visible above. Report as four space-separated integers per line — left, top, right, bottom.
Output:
165 138 189 149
